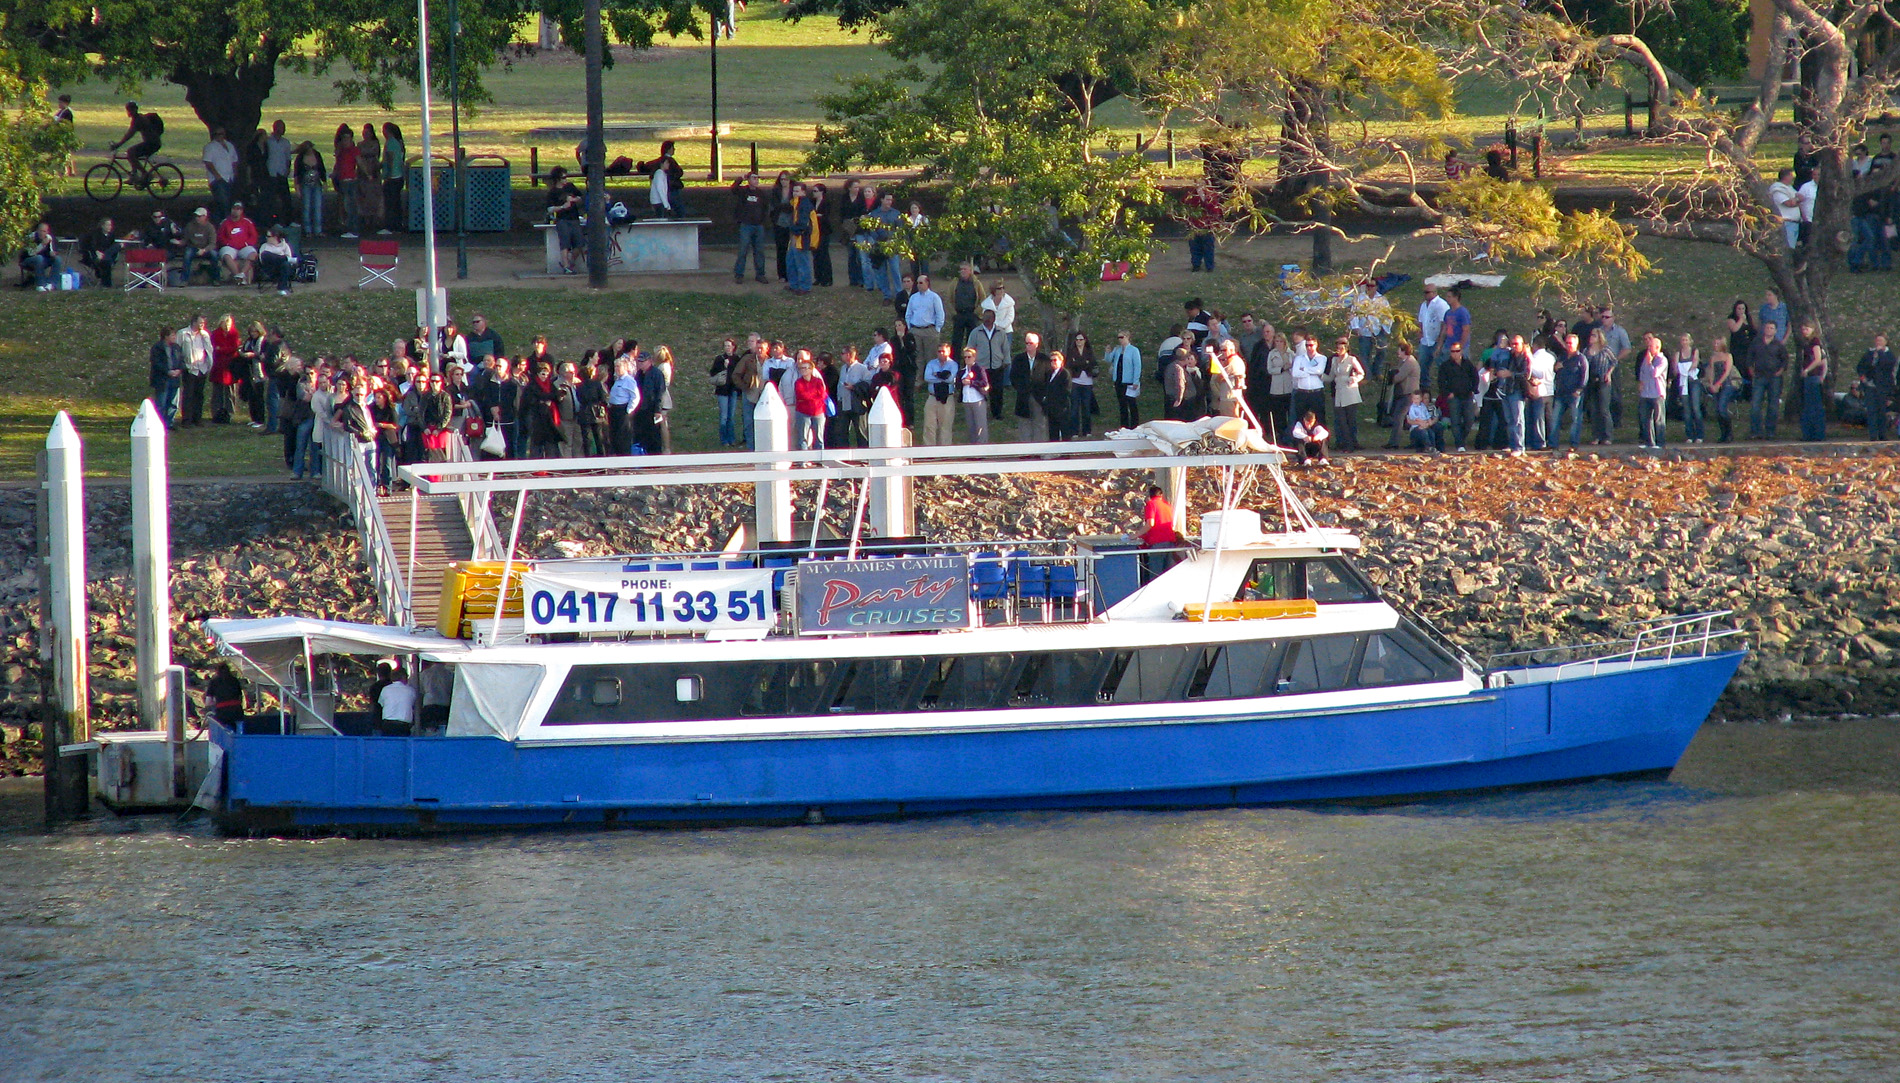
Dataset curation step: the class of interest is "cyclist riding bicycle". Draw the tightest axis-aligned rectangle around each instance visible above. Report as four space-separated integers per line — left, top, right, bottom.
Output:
109 101 165 180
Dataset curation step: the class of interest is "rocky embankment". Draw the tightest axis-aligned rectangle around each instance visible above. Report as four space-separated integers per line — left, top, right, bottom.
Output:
501 448 1900 723
0 484 375 775
6 448 1897 775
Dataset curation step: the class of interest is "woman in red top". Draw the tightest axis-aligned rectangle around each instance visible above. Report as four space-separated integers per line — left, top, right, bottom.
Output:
209 312 243 424
333 124 361 238
792 357 829 451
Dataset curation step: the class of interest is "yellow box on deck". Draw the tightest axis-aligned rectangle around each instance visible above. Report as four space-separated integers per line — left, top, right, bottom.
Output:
1182 599 1319 622
437 561 527 638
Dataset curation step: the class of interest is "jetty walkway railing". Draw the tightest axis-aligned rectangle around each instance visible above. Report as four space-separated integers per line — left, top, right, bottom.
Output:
319 428 412 628
441 432 505 561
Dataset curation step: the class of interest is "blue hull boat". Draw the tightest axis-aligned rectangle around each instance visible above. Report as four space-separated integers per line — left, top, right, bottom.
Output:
210 651 1744 833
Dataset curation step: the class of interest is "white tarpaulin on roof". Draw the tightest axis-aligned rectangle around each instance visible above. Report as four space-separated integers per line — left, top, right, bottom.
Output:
447 663 545 739
1105 417 1278 455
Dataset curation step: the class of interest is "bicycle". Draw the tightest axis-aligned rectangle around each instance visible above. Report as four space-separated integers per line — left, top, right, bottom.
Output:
85 153 186 203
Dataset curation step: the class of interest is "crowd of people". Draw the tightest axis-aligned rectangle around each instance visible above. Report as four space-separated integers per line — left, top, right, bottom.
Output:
140 271 1900 494
721 172 933 295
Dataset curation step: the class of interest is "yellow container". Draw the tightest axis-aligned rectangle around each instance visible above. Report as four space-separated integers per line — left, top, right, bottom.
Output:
437 561 526 638
1182 599 1318 622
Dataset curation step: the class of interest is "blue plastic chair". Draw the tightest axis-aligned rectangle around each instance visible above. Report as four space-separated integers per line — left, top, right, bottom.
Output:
690 561 721 571
1048 563 1081 619
1013 557 1050 621
655 562 685 572
622 562 651 573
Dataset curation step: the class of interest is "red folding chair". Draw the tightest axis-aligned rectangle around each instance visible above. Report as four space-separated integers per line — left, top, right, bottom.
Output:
124 247 170 292
357 239 400 288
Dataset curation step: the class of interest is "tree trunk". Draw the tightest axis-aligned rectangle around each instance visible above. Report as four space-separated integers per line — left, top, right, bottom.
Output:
171 49 281 140
1311 201 1333 275
1278 80 1333 273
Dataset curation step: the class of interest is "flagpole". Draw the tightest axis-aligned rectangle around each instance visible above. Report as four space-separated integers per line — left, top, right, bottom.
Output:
418 0 442 371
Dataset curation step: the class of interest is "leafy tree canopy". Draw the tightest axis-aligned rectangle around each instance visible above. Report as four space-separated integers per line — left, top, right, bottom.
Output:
811 0 1167 326
0 34 75 243
0 0 717 139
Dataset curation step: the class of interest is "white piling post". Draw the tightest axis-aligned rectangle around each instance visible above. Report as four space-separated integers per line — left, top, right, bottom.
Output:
867 388 913 538
754 385 793 544
131 401 172 734
43 413 89 820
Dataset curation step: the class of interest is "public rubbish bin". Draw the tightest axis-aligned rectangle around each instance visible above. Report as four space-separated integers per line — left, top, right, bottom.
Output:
405 156 513 232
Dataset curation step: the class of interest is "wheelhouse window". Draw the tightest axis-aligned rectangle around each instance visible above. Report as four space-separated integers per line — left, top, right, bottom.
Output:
1236 557 1378 604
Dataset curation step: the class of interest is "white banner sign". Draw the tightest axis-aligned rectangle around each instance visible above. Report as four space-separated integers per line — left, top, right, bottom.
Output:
521 567 775 633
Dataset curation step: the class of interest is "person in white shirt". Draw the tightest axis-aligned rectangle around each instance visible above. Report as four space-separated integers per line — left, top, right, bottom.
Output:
377 669 416 735
979 281 1016 358
1106 331 1144 429
1796 176 1817 249
1417 282 1450 373
1289 334 1330 430
1526 337 1558 450
957 346 990 443
1290 409 1331 465
1768 168 1802 248
436 321 470 370
417 660 453 733
257 228 296 295
177 316 214 427
202 128 240 217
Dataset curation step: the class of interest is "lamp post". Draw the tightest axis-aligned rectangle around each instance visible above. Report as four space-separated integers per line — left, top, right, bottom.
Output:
448 0 468 279
417 0 441 370
584 0 608 287
709 4 722 182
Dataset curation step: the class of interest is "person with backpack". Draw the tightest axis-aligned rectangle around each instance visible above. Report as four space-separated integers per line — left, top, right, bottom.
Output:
110 102 164 180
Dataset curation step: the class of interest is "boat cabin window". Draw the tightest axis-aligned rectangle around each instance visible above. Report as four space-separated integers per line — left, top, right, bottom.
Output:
1357 632 1438 687
1277 634 1361 695
540 622 1463 726
1236 557 1378 604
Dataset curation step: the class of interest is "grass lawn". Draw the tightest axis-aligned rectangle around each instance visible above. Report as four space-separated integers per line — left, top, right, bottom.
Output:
4 233 1897 480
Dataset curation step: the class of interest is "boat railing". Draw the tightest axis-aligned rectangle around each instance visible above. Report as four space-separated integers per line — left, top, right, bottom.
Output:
319 426 412 627
441 431 505 561
1483 610 1743 687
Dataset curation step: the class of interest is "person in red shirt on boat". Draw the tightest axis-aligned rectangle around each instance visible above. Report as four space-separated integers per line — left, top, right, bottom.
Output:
216 202 260 285
1140 484 1182 583
792 355 830 451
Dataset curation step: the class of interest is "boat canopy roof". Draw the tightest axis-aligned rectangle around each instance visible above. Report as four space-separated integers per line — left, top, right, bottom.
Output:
205 617 470 680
